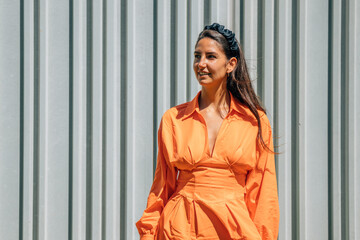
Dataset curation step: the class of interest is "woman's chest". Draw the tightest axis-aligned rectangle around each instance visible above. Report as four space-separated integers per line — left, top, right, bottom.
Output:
169 117 258 172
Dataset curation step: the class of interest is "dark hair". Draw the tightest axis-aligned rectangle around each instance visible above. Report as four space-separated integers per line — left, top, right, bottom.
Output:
196 23 271 152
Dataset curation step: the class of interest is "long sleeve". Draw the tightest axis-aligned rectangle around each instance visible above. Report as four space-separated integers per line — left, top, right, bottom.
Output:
244 117 279 240
136 115 178 240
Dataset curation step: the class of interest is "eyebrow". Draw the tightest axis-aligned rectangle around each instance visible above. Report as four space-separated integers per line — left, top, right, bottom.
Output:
193 51 218 55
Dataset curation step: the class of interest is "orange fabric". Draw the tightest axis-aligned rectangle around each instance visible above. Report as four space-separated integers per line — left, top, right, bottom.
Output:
136 91 279 240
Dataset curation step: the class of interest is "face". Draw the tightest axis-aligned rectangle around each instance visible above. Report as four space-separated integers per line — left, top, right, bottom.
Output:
193 37 236 88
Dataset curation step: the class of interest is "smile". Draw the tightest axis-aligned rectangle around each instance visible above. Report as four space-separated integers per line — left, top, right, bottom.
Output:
199 72 210 76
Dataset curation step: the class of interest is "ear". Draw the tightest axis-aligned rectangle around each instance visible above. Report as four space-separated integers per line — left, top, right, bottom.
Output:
226 57 237 73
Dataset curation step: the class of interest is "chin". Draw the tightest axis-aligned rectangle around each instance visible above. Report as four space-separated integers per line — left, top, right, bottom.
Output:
198 80 212 86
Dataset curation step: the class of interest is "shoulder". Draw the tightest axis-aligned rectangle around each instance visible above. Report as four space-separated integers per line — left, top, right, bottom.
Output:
238 104 272 136
236 103 271 128
160 102 189 127
163 102 188 118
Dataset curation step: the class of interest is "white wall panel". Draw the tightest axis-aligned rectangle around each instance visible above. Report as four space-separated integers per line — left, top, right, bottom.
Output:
175 0 188 105
156 0 171 121
0 0 359 240
104 0 121 239
125 0 154 239
0 1 20 239
43 0 70 238
276 0 293 239
348 1 359 239
189 0 203 98
91 0 104 239
300 0 329 238
72 0 87 239
242 0 258 91
22 0 35 239
330 0 343 238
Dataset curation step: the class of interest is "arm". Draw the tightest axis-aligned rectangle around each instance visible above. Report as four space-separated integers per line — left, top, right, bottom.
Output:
135 116 178 240
244 117 279 239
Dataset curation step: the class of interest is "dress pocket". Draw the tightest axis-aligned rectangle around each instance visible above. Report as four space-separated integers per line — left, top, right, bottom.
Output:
158 195 191 238
223 199 261 240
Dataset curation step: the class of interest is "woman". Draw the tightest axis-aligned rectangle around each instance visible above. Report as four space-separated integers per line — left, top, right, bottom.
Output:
136 23 279 240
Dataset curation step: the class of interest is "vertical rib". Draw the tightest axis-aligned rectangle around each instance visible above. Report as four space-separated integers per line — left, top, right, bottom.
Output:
19 0 25 239
291 0 299 239
85 0 93 239
186 0 191 101
170 0 177 107
119 0 127 239
239 0 244 47
32 0 40 238
256 0 264 98
273 0 279 173
327 0 333 239
204 0 210 25
340 0 349 239
68 0 74 239
153 0 158 171
101 0 107 239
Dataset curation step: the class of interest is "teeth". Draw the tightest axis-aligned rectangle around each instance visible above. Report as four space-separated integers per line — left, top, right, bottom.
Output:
199 72 209 76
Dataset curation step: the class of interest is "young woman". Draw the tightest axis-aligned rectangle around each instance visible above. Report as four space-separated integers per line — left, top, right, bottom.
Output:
136 23 279 240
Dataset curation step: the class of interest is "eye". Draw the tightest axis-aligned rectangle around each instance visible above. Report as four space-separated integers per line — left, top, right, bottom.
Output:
207 55 216 59
194 54 201 59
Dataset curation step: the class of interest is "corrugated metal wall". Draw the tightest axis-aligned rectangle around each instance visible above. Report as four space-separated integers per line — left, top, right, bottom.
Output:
0 0 359 239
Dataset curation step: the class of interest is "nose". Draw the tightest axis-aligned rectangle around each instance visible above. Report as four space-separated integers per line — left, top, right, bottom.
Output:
198 56 206 69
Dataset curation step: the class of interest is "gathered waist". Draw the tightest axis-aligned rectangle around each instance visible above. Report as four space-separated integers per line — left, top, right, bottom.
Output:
174 167 245 202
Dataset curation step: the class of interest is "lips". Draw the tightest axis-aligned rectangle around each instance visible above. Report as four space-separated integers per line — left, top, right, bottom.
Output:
198 72 210 76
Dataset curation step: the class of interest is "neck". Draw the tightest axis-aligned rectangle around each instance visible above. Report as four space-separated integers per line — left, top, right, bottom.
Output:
199 81 230 113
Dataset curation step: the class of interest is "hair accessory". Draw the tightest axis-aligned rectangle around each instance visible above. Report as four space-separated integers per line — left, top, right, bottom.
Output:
203 23 239 58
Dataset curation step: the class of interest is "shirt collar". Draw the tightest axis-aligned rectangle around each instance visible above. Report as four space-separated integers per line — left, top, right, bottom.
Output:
182 90 251 120
229 91 248 115
182 91 201 119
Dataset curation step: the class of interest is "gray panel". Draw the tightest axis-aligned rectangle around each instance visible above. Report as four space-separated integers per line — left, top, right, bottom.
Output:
210 0 234 28
189 0 203 98
262 0 275 122
297 0 307 237
125 0 154 239
233 1 241 38
22 0 35 239
329 0 341 239
72 0 87 239
330 0 343 239
157 0 171 118
298 0 330 238
0 1 20 240
348 1 359 239
303 0 329 238
37 0 51 238
242 0 258 93
175 0 188 105
276 0 293 239
91 0 104 238
45 1 70 239
104 0 121 239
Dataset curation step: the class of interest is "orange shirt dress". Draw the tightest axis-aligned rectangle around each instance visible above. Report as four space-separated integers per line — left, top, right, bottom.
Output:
136 91 280 240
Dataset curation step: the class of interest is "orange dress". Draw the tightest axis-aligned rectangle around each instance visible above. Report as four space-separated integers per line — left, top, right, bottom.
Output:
136 91 279 240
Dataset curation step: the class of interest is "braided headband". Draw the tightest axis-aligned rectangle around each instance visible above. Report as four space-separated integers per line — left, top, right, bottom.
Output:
203 23 239 58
